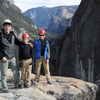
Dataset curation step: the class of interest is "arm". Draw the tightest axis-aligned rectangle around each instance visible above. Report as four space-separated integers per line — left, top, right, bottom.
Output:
29 46 34 65
28 42 33 48
19 45 22 61
46 42 50 63
14 34 22 46
47 42 50 59
0 49 8 62
14 33 33 47
0 50 4 59
0 34 8 62
0 35 4 59
19 45 23 68
0 46 8 62
30 47 34 60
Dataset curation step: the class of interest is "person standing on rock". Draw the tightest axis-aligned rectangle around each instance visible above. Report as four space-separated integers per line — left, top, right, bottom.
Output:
0 19 33 93
19 33 33 88
35 29 51 84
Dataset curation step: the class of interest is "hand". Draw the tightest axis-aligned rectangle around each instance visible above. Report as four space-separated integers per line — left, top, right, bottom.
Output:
28 42 33 48
46 59 49 63
2 57 8 63
19 61 23 68
29 60 34 65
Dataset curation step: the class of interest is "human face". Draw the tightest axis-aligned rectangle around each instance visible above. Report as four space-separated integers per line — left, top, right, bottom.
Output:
39 33 45 40
23 38 29 44
3 25 11 34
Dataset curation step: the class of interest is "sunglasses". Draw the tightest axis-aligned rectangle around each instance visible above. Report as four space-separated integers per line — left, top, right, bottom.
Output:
39 34 45 36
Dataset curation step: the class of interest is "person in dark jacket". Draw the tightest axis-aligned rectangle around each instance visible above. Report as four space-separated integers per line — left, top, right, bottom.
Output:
35 29 51 84
0 19 32 93
19 33 33 88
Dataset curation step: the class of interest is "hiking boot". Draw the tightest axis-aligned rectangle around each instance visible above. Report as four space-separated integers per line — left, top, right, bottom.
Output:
2 90 9 93
47 81 51 85
24 84 30 88
37 80 39 83
20 84 24 88
34 79 39 83
15 83 22 89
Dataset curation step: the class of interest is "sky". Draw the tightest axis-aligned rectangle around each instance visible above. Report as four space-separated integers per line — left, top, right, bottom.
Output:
14 0 82 12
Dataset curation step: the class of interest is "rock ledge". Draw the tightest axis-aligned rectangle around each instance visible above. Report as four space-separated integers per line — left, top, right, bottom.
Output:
0 70 98 100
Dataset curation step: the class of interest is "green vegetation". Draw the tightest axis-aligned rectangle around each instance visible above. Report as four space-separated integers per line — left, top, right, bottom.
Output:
0 0 38 39
46 32 61 40
46 31 63 47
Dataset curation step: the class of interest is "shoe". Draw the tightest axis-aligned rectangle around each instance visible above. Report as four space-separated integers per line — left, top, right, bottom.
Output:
15 83 22 89
34 79 39 83
47 81 51 85
37 80 39 83
20 84 24 88
2 90 9 93
24 84 30 88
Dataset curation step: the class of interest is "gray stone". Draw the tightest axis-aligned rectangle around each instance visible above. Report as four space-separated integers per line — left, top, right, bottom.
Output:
23 6 78 29
0 73 98 100
50 0 100 83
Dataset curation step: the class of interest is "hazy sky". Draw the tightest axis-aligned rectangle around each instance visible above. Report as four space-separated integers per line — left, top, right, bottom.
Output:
14 0 82 12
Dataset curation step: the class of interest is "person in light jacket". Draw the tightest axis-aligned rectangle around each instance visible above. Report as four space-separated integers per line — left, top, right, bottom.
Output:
0 19 33 93
0 19 22 93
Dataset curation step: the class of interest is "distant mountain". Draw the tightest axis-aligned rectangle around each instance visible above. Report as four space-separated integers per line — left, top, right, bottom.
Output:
24 6 61 28
0 0 38 40
48 7 75 32
23 6 78 29
7 0 15 5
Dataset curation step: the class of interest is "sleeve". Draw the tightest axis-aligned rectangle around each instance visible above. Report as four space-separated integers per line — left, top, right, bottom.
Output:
30 47 34 60
0 51 4 59
19 45 21 61
47 42 50 59
14 34 22 46
0 35 5 59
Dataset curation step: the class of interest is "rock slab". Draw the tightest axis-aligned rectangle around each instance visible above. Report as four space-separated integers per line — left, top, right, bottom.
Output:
0 70 98 100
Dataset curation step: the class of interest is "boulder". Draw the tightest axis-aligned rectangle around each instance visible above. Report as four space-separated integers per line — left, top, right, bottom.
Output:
0 69 35 83
0 97 6 100
95 80 100 100
0 69 98 100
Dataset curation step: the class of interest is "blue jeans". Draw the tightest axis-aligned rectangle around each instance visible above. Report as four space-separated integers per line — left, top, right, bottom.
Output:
0 57 19 90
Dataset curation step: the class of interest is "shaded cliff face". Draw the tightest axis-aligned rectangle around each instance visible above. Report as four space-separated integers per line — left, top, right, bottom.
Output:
50 0 100 83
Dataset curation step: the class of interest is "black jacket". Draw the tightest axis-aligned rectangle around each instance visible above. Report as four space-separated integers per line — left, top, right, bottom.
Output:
19 43 33 61
0 29 22 59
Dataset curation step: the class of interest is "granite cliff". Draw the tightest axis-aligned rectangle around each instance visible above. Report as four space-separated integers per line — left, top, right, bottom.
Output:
48 7 75 32
50 0 100 84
